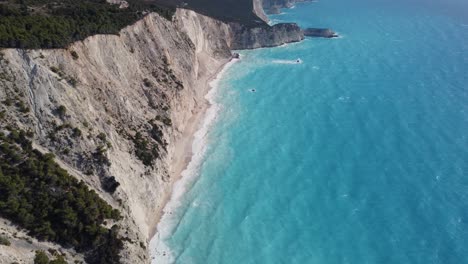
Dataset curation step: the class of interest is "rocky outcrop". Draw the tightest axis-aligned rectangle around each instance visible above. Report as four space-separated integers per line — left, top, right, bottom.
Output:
107 0 129 9
230 23 304 49
304 28 338 38
253 0 269 23
229 0 306 49
260 0 312 15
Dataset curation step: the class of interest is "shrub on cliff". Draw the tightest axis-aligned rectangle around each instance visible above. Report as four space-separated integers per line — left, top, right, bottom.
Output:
0 235 10 246
34 251 49 264
49 255 68 264
102 176 120 194
55 105 67 118
70 51 79 60
133 131 159 167
34 251 68 264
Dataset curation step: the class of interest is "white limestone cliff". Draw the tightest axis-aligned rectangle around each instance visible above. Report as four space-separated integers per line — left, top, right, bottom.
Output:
0 9 232 263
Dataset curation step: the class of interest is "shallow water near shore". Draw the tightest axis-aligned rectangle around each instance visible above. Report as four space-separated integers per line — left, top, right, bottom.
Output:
151 0 468 263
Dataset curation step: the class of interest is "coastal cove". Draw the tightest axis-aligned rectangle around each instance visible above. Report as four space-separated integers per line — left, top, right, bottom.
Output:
150 0 468 263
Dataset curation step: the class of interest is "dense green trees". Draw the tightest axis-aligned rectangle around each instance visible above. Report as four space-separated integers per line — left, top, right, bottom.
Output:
0 0 175 49
0 129 123 263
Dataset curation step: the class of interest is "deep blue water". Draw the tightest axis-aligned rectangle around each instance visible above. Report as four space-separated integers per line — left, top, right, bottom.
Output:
152 0 468 263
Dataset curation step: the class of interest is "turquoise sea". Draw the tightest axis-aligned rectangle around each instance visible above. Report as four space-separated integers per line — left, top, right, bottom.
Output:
152 0 468 263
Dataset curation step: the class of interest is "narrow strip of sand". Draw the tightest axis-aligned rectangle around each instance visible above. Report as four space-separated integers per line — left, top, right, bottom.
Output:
149 57 238 239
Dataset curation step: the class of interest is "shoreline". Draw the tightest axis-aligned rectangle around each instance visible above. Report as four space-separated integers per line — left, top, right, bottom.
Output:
148 57 240 260
147 1 310 259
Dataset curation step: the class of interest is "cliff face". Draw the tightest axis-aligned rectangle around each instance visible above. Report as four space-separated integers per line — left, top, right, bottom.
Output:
0 9 232 263
253 0 269 23
0 3 304 263
237 0 305 49
258 0 309 15
230 22 304 49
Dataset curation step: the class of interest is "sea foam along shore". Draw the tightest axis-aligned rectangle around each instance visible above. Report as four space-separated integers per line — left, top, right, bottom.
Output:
149 57 240 264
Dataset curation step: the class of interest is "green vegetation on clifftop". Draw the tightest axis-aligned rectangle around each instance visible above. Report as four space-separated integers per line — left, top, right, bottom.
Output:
0 0 175 49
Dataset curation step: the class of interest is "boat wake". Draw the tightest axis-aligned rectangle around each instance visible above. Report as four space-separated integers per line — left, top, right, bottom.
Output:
272 59 303 64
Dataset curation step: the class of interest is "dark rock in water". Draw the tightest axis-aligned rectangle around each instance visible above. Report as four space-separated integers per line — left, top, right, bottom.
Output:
232 53 240 59
303 28 338 38
102 176 120 194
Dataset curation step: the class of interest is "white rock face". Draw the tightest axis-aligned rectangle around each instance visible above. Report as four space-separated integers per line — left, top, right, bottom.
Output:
107 0 129 9
0 9 232 263
253 0 269 22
